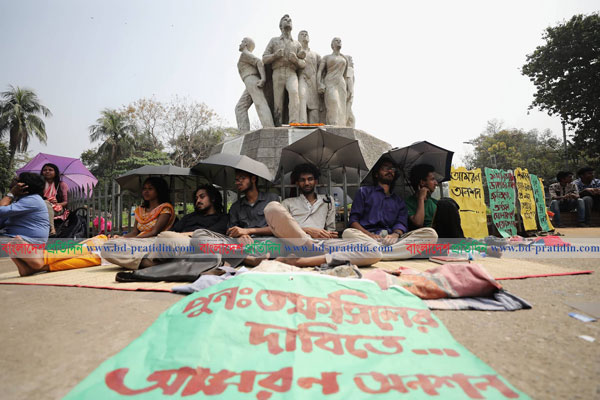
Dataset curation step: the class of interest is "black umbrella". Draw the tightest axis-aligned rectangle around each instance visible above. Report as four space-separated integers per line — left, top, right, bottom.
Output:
277 129 368 180
116 165 200 193
362 141 454 195
191 153 273 189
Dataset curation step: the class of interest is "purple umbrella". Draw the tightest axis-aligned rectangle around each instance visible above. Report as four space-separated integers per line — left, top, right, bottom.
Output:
17 153 98 191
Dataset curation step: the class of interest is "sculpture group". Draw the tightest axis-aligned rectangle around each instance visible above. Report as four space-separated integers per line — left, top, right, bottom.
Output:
236 14 356 132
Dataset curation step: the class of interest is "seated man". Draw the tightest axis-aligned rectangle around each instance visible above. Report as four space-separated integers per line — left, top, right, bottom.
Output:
282 163 337 239
405 163 464 238
171 184 228 234
341 157 438 260
549 171 585 227
190 169 279 266
0 173 50 253
102 184 230 269
264 163 381 267
574 166 600 226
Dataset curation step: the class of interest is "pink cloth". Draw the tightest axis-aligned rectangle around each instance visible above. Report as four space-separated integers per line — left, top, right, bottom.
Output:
363 263 501 299
534 236 570 246
93 217 112 234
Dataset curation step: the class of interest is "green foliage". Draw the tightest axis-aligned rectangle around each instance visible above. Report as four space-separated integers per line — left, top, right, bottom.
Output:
113 149 172 176
464 124 565 183
82 97 233 190
88 109 136 170
0 141 14 194
0 85 51 170
522 13 600 169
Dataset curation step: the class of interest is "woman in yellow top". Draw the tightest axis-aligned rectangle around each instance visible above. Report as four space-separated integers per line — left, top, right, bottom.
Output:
10 177 175 276
117 177 175 238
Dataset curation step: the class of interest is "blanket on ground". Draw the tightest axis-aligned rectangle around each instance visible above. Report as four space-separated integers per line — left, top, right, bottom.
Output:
362 263 531 311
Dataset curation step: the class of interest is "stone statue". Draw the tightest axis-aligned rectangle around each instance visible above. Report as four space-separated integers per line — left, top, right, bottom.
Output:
297 30 321 124
345 55 355 128
262 14 305 126
235 37 274 133
318 37 348 126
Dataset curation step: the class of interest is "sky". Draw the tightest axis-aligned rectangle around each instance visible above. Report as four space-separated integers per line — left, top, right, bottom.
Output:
1 0 598 166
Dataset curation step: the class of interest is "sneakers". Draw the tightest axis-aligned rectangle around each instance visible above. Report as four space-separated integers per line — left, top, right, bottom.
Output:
577 222 590 228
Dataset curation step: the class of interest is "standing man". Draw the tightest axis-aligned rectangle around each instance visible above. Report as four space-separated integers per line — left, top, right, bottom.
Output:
549 171 585 227
235 37 274 133
574 166 600 226
263 14 305 126
297 30 321 124
342 158 438 259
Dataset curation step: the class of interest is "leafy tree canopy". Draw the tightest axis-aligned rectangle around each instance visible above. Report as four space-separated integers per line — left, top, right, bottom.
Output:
522 13 600 166
464 121 565 183
0 85 51 170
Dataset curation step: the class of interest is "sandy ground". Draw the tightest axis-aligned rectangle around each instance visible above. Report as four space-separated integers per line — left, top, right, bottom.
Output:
0 230 599 399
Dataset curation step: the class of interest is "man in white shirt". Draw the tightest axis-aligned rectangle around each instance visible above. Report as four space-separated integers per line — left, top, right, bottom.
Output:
266 163 381 267
281 163 337 238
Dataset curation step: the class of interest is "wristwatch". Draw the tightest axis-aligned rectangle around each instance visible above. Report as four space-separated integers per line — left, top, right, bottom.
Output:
5 193 14 199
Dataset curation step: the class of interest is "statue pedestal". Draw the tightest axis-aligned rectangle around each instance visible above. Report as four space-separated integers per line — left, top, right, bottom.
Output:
211 126 392 175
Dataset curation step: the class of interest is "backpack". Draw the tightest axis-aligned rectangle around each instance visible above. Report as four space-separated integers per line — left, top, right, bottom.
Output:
55 207 89 240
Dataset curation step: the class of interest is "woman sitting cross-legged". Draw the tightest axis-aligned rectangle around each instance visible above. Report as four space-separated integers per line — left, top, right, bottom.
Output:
113 177 175 239
100 177 176 269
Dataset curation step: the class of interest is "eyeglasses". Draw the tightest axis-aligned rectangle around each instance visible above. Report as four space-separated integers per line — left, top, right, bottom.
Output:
234 176 249 182
379 165 397 172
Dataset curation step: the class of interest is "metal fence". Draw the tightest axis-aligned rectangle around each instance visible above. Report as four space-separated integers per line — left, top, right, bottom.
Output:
66 169 367 237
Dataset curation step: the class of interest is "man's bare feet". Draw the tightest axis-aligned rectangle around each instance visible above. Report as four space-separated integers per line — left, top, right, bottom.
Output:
275 255 327 268
275 256 303 267
244 253 270 267
9 236 48 276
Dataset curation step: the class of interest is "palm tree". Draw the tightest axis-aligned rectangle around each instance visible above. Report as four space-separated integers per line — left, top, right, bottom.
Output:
89 109 135 175
0 86 52 170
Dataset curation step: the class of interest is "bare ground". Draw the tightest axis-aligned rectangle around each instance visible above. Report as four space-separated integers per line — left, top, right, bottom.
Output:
0 229 599 399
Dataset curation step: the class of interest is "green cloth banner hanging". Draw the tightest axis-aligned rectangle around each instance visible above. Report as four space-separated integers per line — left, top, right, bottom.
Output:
485 168 518 238
65 273 529 399
530 174 553 232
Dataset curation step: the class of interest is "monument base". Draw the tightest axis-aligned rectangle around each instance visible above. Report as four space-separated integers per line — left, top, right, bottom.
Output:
211 126 392 175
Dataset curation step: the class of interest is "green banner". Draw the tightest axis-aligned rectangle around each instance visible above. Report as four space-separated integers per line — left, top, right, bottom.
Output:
485 168 517 238
530 174 552 232
65 273 528 399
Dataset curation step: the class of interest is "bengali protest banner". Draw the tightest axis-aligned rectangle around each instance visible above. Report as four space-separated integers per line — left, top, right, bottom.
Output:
484 168 517 238
64 273 528 399
449 167 488 238
514 168 538 231
530 174 554 232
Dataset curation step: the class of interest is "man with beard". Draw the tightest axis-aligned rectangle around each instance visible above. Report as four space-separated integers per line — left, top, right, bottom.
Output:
342 157 438 260
182 169 278 268
264 163 382 267
281 163 336 238
102 184 230 269
226 169 280 244
171 184 229 234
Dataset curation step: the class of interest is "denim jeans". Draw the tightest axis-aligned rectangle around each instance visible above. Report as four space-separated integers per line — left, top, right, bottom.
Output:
549 198 585 225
